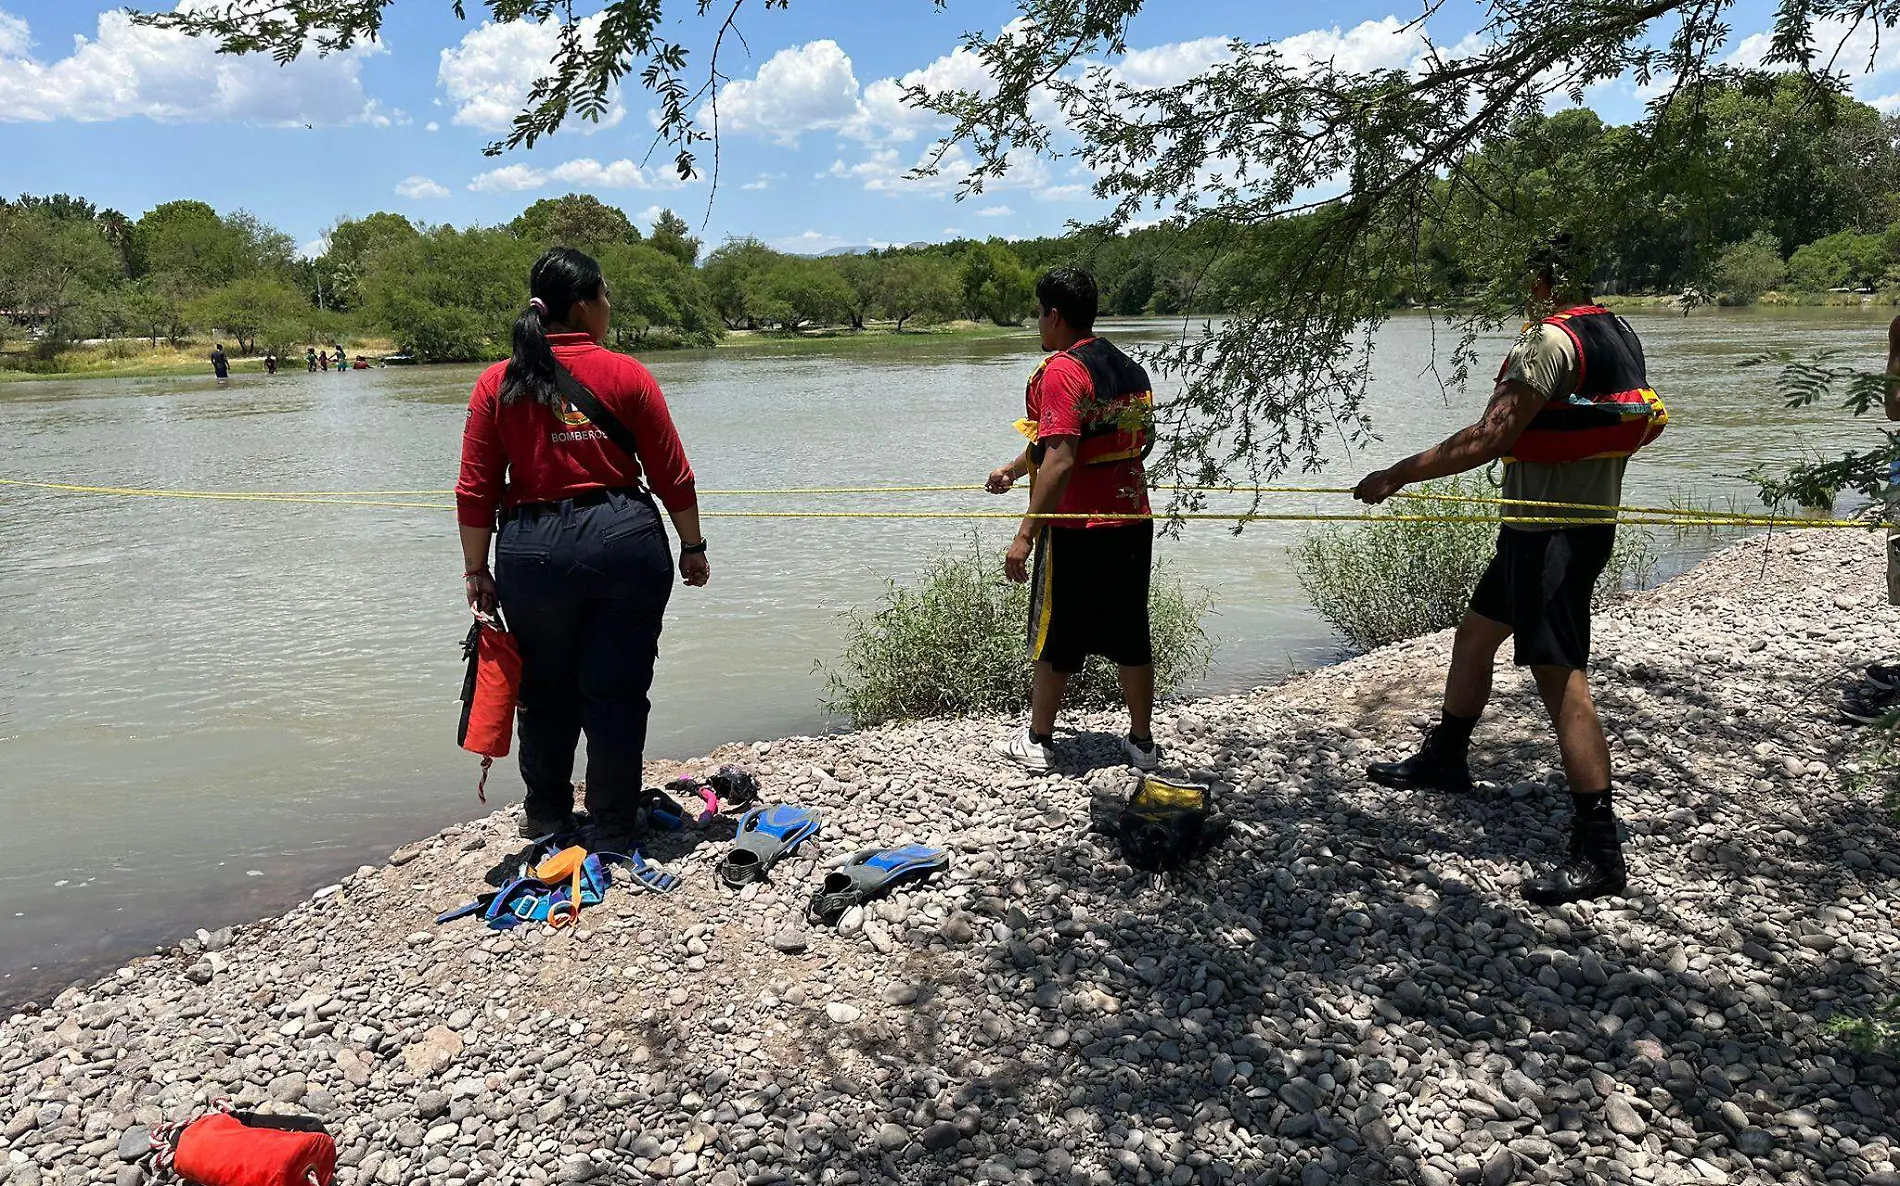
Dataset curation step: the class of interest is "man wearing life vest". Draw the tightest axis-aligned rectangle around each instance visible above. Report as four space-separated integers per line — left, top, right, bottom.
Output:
986 267 1160 773
1353 233 1666 906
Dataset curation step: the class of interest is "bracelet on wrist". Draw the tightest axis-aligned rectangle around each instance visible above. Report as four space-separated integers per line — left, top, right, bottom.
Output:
680 540 708 556
464 565 490 577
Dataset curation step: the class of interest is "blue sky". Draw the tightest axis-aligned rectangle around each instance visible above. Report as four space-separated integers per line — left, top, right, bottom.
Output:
0 0 1865 256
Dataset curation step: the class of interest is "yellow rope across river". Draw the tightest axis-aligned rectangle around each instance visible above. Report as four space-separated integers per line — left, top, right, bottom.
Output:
0 475 1874 530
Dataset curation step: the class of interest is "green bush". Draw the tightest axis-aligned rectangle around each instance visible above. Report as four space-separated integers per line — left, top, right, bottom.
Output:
1825 996 1900 1055
1293 475 1657 653
822 533 1215 727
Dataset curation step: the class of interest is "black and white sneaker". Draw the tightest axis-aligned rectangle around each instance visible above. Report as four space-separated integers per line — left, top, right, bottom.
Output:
1842 683 1900 725
1866 662 1900 692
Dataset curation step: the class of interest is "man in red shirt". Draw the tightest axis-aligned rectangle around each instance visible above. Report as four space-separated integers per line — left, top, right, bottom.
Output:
986 267 1159 773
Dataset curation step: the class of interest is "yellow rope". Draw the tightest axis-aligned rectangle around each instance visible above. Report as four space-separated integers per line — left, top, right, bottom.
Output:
0 476 1872 528
0 476 1785 522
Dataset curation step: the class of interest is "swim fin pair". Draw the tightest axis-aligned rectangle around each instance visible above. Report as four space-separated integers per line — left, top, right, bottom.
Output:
715 805 951 921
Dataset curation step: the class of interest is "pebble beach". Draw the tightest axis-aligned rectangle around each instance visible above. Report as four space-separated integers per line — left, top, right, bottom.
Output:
3 528 1897 1186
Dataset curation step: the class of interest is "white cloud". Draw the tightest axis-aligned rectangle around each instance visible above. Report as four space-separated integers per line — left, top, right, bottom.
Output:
0 9 28 58
425 120 440 133
634 204 667 226
296 236 328 261
1115 36 1235 87
469 157 690 194
1036 184 1091 202
976 204 1014 217
706 40 864 146
830 142 1052 198
1727 16 1900 102
396 174 451 200
0 5 393 126
438 15 625 134
741 171 785 191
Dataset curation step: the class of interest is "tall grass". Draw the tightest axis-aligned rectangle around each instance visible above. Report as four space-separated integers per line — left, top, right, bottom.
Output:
822 532 1214 727
1292 475 1658 653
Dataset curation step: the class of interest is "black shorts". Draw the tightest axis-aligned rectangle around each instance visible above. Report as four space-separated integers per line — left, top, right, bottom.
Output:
1469 525 1614 669
1027 522 1154 674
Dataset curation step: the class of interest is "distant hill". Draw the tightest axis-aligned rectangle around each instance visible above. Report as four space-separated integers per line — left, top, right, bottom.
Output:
812 241 935 257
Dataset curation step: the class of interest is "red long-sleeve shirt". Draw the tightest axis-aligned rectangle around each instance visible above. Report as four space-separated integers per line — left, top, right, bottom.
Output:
456 334 697 529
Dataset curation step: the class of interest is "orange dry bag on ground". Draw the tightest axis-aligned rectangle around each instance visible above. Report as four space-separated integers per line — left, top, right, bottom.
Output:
170 1111 336 1186
459 621 522 803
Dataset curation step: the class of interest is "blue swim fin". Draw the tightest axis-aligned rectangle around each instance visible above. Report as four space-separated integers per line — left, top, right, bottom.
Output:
808 844 950 922
719 805 822 887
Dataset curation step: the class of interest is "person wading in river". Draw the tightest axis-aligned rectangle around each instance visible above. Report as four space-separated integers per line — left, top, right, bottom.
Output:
457 246 710 845
986 267 1160 773
1353 234 1667 906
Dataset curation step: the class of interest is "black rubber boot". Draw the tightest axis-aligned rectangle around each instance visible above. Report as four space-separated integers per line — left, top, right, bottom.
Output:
1523 816 1627 906
1367 726 1473 792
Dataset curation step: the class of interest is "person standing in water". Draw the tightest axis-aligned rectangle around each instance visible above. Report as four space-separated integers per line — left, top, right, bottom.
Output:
457 247 711 845
306 347 318 372
264 353 278 376
1354 233 1667 907
210 343 229 380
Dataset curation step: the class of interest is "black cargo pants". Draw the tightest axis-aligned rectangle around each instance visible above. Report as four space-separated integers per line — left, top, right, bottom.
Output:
495 488 672 827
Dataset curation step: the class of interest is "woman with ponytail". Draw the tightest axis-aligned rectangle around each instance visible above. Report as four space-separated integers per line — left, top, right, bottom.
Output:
455 246 709 844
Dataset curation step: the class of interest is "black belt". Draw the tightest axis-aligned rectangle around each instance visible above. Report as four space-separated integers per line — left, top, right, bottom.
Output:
501 486 646 523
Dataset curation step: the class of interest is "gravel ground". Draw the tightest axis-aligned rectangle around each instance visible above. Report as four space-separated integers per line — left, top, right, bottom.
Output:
2 528 1896 1186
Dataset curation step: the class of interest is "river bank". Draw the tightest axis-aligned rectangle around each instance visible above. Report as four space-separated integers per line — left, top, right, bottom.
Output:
4 529 1896 1186
0 323 1026 384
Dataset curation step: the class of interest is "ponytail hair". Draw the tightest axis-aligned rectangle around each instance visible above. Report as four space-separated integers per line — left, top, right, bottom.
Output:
500 246 605 408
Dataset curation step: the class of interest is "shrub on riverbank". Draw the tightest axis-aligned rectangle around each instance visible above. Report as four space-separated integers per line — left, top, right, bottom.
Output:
1293 475 1658 652
823 534 1214 727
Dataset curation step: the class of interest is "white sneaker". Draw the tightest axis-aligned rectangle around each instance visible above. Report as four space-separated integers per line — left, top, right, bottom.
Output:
1121 733 1162 771
992 727 1058 772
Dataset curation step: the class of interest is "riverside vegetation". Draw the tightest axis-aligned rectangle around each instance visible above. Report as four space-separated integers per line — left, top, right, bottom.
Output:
820 533 1214 728
1292 477 1661 653
13 76 1900 378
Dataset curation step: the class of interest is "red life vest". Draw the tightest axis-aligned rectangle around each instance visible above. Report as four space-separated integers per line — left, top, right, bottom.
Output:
1019 337 1155 467
1504 306 1667 465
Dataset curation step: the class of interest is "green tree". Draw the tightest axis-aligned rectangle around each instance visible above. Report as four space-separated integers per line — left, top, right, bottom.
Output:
756 258 856 330
702 237 784 330
827 254 880 330
0 207 123 357
1713 233 1786 304
875 254 961 329
959 240 1032 326
510 194 640 251
647 209 700 266
1787 230 1889 291
361 225 534 361
594 240 721 345
190 277 314 355
315 212 419 312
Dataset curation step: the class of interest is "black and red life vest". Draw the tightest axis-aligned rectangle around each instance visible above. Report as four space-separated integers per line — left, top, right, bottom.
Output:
1504 306 1668 465
1018 337 1155 467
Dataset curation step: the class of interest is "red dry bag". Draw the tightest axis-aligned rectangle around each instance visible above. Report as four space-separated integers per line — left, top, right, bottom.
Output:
171 1112 336 1186
458 621 522 803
